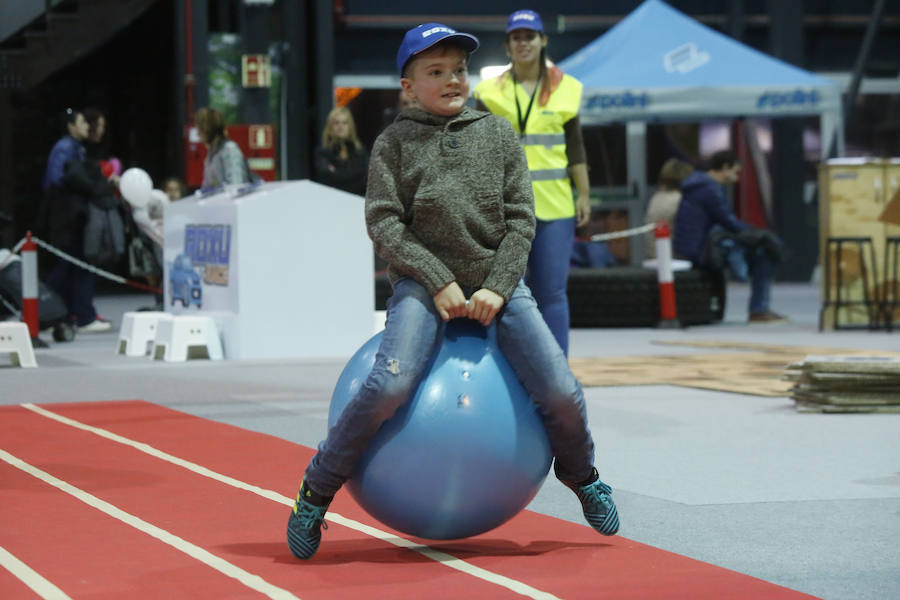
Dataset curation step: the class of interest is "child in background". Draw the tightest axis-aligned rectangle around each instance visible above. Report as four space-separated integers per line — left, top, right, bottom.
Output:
162 177 187 203
287 23 620 560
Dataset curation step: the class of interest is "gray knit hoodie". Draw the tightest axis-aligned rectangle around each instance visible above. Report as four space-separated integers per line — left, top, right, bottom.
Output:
366 106 535 301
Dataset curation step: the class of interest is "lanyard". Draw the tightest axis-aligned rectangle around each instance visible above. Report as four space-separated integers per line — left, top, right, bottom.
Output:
513 72 541 137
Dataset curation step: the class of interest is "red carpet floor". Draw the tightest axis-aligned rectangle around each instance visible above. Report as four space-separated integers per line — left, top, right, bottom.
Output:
0 401 821 599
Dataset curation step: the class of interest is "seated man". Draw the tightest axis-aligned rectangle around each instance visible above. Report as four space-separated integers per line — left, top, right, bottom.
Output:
672 150 786 323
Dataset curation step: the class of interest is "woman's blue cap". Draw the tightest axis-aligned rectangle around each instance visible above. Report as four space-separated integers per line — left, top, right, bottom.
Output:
397 23 480 77
506 10 544 34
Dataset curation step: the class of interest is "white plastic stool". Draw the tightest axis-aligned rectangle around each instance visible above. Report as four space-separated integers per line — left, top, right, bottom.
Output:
152 315 224 361
117 312 172 357
0 322 37 368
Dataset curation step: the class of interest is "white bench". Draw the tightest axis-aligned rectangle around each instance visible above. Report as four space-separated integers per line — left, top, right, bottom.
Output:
0 322 37 368
117 311 171 357
152 315 223 362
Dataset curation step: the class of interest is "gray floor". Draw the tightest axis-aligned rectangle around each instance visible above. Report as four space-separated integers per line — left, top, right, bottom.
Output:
3 282 899 600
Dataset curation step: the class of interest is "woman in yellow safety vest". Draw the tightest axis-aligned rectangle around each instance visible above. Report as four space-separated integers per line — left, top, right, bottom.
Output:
474 9 590 356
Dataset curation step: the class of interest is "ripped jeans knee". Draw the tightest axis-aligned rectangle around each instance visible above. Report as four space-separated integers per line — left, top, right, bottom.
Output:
365 355 424 422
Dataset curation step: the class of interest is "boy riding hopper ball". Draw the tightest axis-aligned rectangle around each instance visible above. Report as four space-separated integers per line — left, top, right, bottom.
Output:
328 319 552 539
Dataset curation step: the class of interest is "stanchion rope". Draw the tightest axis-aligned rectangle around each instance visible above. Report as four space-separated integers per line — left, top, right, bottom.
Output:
0 238 26 272
6 236 162 295
589 223 656 242
0 292 19 317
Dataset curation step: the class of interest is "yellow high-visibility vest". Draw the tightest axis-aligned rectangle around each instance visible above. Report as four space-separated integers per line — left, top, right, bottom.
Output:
475 71 582 220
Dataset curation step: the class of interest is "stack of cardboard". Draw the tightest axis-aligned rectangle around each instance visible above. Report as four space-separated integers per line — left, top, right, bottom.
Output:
784 355 900 412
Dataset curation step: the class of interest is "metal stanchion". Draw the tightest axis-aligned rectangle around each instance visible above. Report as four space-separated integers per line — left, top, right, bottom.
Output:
20 231 44 344
654 222 681 328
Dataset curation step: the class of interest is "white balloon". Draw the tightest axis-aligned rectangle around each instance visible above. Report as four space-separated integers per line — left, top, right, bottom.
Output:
120 168 153 208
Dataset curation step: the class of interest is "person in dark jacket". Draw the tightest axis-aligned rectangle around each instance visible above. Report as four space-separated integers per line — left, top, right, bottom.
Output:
313 106 369 196
83 107 108 161
41 108 115 333
672 150 786 323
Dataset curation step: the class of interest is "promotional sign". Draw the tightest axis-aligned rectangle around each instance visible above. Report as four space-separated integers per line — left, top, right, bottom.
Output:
165 195 239 315
163 181 374 360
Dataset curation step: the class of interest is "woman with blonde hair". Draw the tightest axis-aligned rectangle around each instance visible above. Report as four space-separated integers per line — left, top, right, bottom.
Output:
194 107 256 188
314 106 369 195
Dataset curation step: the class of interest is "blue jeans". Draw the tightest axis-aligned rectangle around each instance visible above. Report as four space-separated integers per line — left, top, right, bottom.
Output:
708 240 775 314
715 237 750 282
305 278 595 497
526 217 575 356
46 247 98 327
744 244 776 314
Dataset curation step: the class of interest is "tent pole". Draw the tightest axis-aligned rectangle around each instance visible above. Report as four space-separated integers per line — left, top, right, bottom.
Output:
821 111 845 160
844 0 885 122
626 121 647 267
744 119 773 224
727 0 745 41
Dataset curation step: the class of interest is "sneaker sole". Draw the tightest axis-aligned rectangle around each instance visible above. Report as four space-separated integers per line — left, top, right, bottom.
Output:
286 510 322 560
585 504 620 536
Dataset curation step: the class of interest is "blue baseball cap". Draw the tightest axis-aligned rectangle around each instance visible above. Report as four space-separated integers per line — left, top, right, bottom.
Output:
396 23 480 77
506 9 544 34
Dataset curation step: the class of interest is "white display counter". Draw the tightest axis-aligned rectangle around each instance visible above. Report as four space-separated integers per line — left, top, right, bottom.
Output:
163 180 374 360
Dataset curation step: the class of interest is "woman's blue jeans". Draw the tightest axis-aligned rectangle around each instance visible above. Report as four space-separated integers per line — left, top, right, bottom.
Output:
46 245 97 327
304 277 595 497
526 217 575 356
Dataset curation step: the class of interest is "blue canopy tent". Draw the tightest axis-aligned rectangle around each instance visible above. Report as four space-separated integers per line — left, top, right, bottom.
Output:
558 0 844 260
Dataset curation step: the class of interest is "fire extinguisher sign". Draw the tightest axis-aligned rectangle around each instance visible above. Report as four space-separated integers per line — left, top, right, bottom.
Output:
248 125 273 149
242 54 271 88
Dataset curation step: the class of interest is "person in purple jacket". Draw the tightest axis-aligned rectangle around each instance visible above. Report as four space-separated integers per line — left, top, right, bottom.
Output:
672 150 787 323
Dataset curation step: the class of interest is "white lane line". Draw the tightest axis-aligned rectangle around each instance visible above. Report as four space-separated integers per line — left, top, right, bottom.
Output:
0 546 72 600
22 403 562 600
0 449 299 600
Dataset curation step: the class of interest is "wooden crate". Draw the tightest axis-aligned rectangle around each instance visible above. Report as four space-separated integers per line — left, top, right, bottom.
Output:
818 158 900 329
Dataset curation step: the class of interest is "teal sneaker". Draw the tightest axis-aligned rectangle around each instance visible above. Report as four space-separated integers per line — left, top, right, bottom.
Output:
568 469 620 536
286 481 330 560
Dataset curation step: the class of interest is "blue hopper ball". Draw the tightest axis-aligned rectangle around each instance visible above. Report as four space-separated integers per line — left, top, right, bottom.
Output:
328 319 553 539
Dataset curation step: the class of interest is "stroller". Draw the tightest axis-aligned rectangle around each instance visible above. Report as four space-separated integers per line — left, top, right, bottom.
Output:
0 212 76 342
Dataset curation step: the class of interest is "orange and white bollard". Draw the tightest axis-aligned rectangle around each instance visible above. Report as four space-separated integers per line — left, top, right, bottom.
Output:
654 222 681 328
21 231 40 339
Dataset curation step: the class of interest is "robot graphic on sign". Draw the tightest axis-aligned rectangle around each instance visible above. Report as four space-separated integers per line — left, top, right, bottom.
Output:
169 253 203 308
